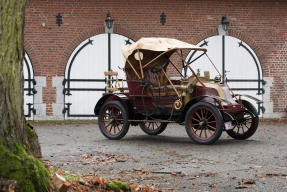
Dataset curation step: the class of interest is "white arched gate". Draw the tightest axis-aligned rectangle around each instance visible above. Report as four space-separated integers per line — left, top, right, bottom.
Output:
185 35 264 115
23 52 36 119
63 33 134 118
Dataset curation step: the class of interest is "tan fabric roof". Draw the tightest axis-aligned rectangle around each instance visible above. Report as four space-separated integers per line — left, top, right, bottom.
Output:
122 37 206 59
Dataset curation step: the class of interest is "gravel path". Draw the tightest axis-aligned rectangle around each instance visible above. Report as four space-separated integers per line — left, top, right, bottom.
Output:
37 121 287 191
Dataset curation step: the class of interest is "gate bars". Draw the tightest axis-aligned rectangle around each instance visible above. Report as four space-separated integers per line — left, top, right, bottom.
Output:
186 37 265 115
24 53 37 118
63 35 133 118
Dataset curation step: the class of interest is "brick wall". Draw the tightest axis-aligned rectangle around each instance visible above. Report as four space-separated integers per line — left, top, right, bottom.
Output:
24 0 287 115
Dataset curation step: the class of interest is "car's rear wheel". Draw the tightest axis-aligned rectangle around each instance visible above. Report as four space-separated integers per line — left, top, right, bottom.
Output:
226 100 258 140
98 101 129 140
139 121 167 135
185 102 223 144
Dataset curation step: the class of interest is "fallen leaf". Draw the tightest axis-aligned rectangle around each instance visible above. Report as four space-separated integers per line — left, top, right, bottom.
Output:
57 170 64 175
209 183 217 188
266 173 287 177
242 179 256 185
235 185 252 189
171 172 177 176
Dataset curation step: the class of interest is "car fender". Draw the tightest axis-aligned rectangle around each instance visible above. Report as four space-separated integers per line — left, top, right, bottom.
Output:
184 95 231 110
94 94 133 117
234 94 263 104
192 95 232 104
178 95 230 122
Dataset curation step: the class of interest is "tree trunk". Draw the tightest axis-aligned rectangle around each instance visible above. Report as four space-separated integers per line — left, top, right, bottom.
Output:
0 1 49 191
0 0 26 147
0 0 41 155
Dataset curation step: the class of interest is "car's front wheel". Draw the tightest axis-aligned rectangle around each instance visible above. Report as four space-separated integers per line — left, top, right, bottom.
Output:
185 102 224 144
98 101 129 140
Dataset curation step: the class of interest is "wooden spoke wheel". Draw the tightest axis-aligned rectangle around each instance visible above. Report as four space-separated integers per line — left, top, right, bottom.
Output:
226 100 259 140
98 101 129 140
139 121 168 135
185 102 223 144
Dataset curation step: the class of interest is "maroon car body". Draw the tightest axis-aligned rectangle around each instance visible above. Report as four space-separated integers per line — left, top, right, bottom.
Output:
95 38 259 144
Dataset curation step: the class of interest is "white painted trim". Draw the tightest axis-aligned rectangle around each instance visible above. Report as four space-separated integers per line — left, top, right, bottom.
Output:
262 77 286 118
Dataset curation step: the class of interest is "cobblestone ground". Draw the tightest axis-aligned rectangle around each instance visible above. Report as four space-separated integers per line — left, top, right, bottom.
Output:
37 121 287 192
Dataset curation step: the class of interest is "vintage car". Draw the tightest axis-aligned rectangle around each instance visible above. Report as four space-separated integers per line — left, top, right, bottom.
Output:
94 38 260 144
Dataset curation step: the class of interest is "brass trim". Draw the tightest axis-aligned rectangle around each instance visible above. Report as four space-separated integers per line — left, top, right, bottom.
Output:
126 58 141 79
173 99 183 110
161 68 180 97
104 71 118 76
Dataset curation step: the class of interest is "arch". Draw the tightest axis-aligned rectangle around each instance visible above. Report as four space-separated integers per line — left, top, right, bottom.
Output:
63 33 135 118
64 33 136 92
23 52 34 86
228 29 265 66
24 41 40 75
23 51 36 119
191 28 218 44
192 28 265 65
185 35 264 114
58 25 139 75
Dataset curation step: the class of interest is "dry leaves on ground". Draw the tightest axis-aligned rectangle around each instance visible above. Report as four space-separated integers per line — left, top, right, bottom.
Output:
81 153 130 165
256 173 287 178
235 185 252 189
49 167 160 192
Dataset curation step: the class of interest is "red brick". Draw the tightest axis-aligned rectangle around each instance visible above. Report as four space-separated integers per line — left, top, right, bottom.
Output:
24 0 287 113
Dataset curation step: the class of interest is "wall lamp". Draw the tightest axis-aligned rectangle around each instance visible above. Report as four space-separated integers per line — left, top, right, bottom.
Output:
160 12 166 25
105 13 114 30
56 13 63 26
221 16 229 31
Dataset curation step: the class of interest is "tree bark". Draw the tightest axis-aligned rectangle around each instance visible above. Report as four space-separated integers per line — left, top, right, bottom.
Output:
0 2 49 192
0 0 41 157
0 0 26 146
0 0 42 157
